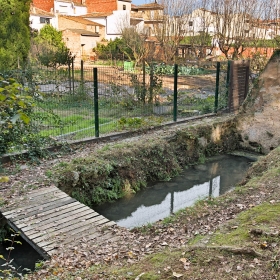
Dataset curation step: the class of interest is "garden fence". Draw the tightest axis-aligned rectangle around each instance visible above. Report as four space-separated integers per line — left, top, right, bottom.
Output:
1 58 254 154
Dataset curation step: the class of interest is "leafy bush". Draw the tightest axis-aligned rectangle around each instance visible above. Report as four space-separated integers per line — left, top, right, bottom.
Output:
95 38 132 60
33 25 73 68
0 0 31 70
0 76 34 154
0 75 54 157
117 117 144 129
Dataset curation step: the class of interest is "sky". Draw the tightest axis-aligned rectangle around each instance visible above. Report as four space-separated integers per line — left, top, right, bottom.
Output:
132 0 153 5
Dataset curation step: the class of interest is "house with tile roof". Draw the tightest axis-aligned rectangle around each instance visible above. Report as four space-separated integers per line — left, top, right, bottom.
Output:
30 1 166 59
30 5 56 31
85 0 131 13
82 10 130 40
131 2 163 36
58 15 105 58
54 0 87 15
32 0 132 13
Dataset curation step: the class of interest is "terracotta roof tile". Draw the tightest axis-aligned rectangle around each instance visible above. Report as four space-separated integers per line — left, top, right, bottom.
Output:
81 12 113 18
135 3 164 10
30 5 55 17
63 28 100 36
73 1 86 7
59 15 104 27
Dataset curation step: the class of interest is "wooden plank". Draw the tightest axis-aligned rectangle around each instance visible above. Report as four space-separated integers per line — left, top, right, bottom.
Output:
56 220 115 246
29 212 105 242
31 215 109 244
63 221 117 245
23 207 98 236
24 186 58 197
4 192 70 218
28 187 62 199
1 185 118 260
6 220 50 260
2 187 59 215
75 221 116 243
17 203 89 231
7 197 76 221
30 191 68 202
15 201 83 228
36 219 113 251
17 201 88 226
11 192 70 216
42 243 65 254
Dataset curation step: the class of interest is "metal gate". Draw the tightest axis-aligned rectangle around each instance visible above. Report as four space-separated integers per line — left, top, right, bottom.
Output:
228 60 250 113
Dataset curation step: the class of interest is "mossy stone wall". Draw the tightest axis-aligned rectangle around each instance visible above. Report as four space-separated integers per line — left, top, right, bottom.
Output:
55 118 240 207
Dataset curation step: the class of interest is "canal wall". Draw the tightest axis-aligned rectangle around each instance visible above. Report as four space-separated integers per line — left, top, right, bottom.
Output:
55 117 241 207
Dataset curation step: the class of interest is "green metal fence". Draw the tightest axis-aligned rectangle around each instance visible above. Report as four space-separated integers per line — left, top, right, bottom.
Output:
1 59 230 150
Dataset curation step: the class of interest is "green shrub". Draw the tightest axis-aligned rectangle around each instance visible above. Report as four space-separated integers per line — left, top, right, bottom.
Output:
0 76 34 154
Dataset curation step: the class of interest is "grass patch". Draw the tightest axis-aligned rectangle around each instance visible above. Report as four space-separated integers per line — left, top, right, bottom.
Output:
209 202 280 247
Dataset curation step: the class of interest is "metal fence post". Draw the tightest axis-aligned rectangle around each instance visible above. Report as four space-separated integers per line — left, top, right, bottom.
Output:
142 59 146 101
173 64 178 121
93 67 99 137
149 63 154 103
214 62 220 113
226 60 231 99
81 60 84 91
68 61 72 93
71 57 75 93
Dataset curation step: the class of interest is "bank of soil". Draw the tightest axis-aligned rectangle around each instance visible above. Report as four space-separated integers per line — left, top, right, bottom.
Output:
237 52 280 154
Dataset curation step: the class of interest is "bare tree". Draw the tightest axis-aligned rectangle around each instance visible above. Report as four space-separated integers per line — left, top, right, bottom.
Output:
260 0 280 46
121 26 154 66
154 0 196 63
210 0 267 59
186 2 216 59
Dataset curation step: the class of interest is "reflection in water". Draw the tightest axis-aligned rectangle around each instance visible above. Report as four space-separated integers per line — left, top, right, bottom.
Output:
94 154 254 229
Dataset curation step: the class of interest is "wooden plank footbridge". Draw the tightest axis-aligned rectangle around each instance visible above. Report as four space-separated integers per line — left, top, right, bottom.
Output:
0 186 116 259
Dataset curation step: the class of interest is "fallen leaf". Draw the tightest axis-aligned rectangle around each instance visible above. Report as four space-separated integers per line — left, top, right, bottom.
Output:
173 272 183 278
135 272 145 280
260 242 268 249
127 251 135 258
145 243 152 248
0 176 9 183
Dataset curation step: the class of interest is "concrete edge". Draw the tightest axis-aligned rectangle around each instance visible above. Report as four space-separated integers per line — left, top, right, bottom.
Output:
0 113 217 164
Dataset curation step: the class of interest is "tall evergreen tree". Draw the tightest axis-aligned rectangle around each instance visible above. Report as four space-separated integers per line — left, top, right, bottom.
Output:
0 0 31 70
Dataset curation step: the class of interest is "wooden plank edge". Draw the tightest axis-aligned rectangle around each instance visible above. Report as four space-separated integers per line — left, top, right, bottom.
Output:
6 220 50 260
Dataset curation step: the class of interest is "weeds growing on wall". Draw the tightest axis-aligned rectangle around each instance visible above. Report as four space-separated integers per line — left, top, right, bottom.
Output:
54 119 240 207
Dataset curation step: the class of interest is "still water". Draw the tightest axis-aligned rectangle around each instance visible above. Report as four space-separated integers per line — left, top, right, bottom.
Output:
94 154 254 229
0 236 43 275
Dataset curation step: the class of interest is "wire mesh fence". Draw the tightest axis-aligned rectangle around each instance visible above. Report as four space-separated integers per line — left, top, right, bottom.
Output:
0 59 237 152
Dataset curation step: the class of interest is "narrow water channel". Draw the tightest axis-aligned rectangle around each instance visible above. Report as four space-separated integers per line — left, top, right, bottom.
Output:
0 154 255 273
94 154 255 229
